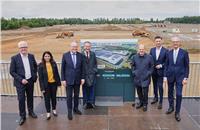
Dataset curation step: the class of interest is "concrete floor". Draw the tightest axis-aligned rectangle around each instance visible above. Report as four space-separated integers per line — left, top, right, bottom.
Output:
1 96 200 130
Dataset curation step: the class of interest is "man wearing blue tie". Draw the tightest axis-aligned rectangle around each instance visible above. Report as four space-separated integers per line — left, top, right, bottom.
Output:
150 36 168 109
61 41 85 120
164 36 189 122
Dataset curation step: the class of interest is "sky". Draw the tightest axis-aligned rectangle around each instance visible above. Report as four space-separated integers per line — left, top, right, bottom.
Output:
1 0 199 20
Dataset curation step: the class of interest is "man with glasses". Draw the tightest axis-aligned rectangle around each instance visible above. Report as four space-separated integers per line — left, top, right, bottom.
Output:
164 36 189 122
10 41 38 125
61 41 85 120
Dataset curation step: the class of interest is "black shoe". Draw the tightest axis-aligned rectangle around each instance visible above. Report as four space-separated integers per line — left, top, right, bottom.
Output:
90 103 96 109
68 113 73 120
143 105 147 112
157 103 162 109
83 103 89 110
73 109 82 115
18 117 26 126
166 107 174 114
29 112 37 118
46 116 51 120
151 98 158 104
87 103 93 109
132 102 135 107
175 113 181 122
52 112 58 117
136 103 143 109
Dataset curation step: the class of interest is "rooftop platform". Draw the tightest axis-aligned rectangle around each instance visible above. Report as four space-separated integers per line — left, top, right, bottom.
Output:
1 96 199 130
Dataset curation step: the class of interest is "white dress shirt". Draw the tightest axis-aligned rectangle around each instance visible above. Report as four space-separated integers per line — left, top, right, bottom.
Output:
156 46 162 60
20 53 31 79
173 48 179 64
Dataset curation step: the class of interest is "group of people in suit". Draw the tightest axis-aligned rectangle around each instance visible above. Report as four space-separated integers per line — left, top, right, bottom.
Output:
132 36 189 122
10 40 97 125
10 35 189 126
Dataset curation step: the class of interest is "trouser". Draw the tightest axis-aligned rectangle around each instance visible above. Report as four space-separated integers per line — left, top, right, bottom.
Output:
16 78 34 118
43 82 57 113
66 84 80 113
152 75 164 104
168 79 183 113
136 86 149 106
82 79 96 105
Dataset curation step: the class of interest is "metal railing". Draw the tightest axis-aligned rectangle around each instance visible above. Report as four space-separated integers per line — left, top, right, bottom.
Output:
1 62 200 97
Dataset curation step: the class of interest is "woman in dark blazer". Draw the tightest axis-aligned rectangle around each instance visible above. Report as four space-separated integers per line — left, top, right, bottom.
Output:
38 51 61 120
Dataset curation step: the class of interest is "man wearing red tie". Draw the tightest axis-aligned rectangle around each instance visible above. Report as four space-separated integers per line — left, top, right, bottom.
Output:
164 36 189 122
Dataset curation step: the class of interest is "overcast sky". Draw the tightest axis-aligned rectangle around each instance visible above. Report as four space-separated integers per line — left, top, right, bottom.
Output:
1 0 199 20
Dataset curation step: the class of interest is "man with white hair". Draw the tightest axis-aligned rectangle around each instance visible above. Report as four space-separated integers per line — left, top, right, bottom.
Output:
164 36 189 122
131 44 154 112
82 41 97 109
10 41 38 125
61 41 85 120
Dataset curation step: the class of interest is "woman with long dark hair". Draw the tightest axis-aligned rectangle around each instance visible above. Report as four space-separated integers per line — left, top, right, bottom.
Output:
38 51 61 120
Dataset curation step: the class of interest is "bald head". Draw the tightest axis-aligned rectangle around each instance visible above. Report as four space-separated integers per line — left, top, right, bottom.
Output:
138 44 145 56
70 41 78 53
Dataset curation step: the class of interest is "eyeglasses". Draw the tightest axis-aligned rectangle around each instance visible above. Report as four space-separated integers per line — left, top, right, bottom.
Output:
19 47 28 49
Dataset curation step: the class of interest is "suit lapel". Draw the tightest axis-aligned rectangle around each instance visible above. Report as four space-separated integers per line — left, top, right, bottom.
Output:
157 47 163 61
17 53 25 73
152 48 157 61
170 50 175 65
76 53 80 68
68 52 74 68
176 49 182 64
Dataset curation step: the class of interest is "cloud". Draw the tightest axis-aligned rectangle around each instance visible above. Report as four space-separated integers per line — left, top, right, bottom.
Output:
1 0 199 20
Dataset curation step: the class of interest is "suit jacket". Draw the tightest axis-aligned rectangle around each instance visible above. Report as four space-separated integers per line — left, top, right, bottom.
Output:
164 48 189 83
61 52 85 85
82 51 98 87
150 47 168 77
131 53 154 87
38 61 61 91
10 53 37 87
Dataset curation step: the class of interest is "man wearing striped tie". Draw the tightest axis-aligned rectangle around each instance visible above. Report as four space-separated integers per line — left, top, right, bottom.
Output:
164 36 189 122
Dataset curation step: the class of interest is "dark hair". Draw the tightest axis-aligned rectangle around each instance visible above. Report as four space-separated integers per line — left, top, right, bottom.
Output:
41 51 54 63
84 41 91 45
154 36 162 40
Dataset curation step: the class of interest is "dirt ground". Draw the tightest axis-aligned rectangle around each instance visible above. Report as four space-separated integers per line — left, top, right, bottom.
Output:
1 24 200 62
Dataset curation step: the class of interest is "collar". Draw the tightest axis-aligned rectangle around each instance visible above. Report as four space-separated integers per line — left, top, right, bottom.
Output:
85 51 90 55
156 46 162 50
70 51 77 55
174 48 179 52
20 53 28 57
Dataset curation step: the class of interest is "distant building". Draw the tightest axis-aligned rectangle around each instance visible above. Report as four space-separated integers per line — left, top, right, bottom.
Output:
192 28 199 33
163 21 171 24
172 28 180 33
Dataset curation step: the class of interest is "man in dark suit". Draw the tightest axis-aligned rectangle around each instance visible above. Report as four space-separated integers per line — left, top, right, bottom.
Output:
132 44 154 112
150 36 168 109
61 41 85 120
82 41 97 109
10 41 38 125
164 36 189 122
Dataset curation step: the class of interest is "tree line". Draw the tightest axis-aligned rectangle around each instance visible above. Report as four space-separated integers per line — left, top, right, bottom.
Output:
1 16 200 30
